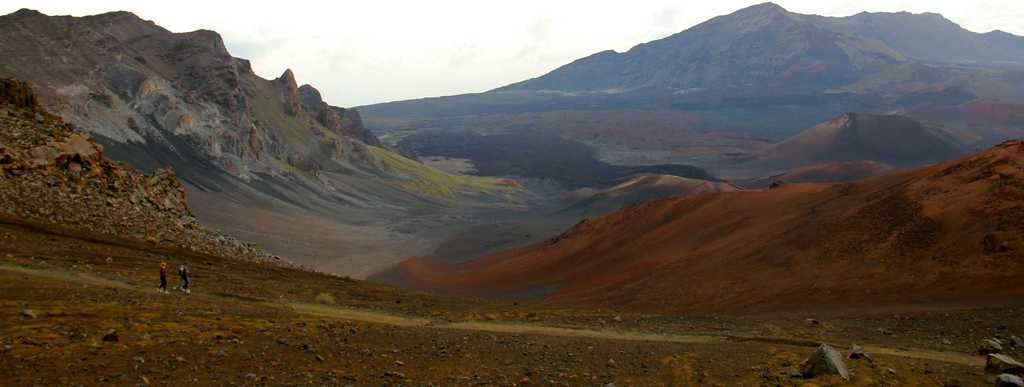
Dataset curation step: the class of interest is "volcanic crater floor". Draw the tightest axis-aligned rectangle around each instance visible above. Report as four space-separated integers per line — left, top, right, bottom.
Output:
1 220 1020 386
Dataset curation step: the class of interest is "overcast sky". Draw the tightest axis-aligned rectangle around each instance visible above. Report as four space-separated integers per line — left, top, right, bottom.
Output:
5 1 1023 106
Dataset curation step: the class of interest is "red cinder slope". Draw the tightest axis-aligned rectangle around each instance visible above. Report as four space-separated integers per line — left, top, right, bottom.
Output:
399 141 1024 314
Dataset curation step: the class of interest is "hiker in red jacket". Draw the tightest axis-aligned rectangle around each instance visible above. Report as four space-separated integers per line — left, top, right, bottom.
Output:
158 261 168 293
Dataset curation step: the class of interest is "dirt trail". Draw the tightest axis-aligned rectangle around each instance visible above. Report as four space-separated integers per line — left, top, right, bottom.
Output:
0 263 134 289
0 263 985 367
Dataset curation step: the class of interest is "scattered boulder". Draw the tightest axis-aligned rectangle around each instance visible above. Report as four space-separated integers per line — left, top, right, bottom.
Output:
997 374 1024 387
101 330 119 342
848 344 872 362
987 354 1024 376
1013 336 1024 348
801 344 850 380
982 339 1006 355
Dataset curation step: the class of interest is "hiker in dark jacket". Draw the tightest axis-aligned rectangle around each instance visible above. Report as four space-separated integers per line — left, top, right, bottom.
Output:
158 261 168 293
179 262 191 294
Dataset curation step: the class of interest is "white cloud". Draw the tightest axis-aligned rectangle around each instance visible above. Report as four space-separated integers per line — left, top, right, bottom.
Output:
3 0 1023 106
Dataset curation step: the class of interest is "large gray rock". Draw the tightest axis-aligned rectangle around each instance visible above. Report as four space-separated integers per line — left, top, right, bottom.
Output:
848 343 872 362
982 339 1006 355
801 344 850 380
996 373 1024 387
987 354 1024 376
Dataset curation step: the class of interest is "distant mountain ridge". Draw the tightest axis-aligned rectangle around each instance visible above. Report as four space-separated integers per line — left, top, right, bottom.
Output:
498 2 1024 94
361 2 1024 181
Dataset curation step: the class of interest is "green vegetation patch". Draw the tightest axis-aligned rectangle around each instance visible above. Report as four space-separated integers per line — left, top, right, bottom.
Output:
367 146 520 200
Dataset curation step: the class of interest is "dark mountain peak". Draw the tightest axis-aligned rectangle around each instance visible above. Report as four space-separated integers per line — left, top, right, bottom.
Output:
6 8 45 19
716 2 799 27
90 10 143 20
732 2 789 17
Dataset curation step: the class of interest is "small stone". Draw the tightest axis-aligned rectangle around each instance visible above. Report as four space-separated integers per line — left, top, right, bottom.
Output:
801 344 850 380
942 338 953 345
394 360 404 366
315 354 325 362
987 354 1024 376
997 374 1024 387
20 309 36 319
805 318 820 326
1013 336 1024 348
612 315 622 322
101 330 119 342
886 368 897 375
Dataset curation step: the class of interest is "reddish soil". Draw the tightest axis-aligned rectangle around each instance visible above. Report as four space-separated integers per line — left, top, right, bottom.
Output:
2 218 1017 386
398 141 1024 314
771 160 895 183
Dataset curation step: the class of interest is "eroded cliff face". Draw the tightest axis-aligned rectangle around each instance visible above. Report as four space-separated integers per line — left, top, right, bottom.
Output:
0 8 384 182
0 77 286 263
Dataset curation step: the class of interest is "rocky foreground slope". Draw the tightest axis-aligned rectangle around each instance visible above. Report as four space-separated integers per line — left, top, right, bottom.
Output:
0 77 281 263
398 140 1024 313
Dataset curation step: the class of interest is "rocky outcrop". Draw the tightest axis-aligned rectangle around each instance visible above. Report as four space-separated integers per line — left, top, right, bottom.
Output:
0 77 286 264
298 84 382 147
0 77 39 109
800 344 850 380
277 69 302 116
336 107 381 147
